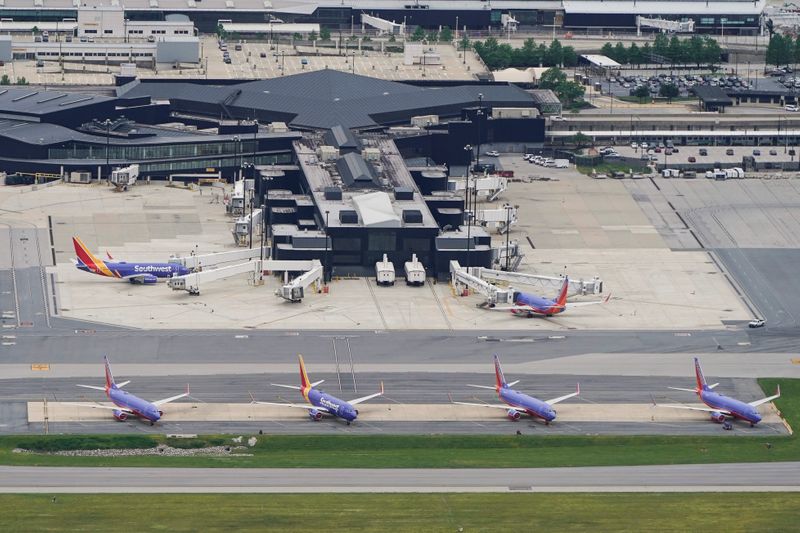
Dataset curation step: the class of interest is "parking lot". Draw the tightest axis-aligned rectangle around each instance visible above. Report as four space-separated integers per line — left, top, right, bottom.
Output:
598 73 788 99
610 144 799 166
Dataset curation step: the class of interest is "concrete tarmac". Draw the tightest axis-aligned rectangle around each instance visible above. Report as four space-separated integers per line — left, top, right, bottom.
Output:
1 463 797 493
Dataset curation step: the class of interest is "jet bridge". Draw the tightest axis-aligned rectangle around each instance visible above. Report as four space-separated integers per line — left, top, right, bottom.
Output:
449 175 508 202
276 260 324 302
636 16 694 35
169 247 268 271
475 204 518 234
233 208 263 246
168 258 318 296
450 261 603 306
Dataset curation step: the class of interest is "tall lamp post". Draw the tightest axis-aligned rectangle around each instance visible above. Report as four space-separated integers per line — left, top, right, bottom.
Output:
475 93 484 171
104 118 112 179
233 135 240 180
504 204 514 271
463 144 472 215
323 210 330 284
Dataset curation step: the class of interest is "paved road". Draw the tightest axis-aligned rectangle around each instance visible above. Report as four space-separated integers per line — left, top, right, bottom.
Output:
1 463 797 493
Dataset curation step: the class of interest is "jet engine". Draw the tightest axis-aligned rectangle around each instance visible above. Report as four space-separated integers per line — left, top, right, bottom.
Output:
113 409 128 421
507 409 521 421
130 274 158 285
710 411 726 423
308 409 323 421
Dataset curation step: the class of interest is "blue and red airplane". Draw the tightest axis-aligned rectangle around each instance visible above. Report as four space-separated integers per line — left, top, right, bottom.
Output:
657 357 781 427
68 356 190 425
252 354 384 425
491 276 610 317
451 354 579 424
72 236 189 284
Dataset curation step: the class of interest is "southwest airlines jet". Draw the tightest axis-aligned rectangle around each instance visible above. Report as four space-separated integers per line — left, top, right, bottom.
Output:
451 355 579 423
491 276 610 317
252 354 384 425
68 356 190 425
72 236 189 284
657 358 781 426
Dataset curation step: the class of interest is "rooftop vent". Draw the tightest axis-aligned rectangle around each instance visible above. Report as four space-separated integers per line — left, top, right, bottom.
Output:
339 210 358 224
402 210 423 224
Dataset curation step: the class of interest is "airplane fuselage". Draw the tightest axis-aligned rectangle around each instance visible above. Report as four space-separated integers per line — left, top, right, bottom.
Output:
499 387 557 422
699 390 762 424
77 260 190 281
511 292 564 317
107 387 162 422
306 387 358 422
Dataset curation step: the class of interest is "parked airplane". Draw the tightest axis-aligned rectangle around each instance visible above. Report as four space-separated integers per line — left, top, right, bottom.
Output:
656 357 781 427
68 356 190 425
72 236 190 284
251 354 384 425
451 354 579 423
491 276 610 317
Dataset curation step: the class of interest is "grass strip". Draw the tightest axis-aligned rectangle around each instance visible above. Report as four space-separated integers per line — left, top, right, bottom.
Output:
1 493 799 532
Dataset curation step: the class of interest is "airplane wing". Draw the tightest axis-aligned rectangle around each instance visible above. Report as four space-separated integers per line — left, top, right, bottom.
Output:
151 386 190 407
451 400 515 410
121 273 156 283
545 383 580 406
348 382 384 406
253 400 330 412
565 294 612 308
749 385 781 408
76 384 106 391
489 306 553 315
64 402 134 414
656 403 732 415
468 381 519 389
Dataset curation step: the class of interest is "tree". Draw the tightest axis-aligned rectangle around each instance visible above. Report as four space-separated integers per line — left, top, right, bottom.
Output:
653 33 669 62
459 35 470 53
410 26 426 42
293 33 302 41
545 39 563 66
215 24 227 41
562 46 578 67
0 74 9 85
641 42 652 65
426 30 439 43
15 77 28 85
571 132 591 149
556 80 585 104
613 42 628 64
668 36 686 65
309 30 318 42
601 42 615 60
439 26 453 42
538 67 567 90
687 35 705 66
659 82 679 102
320 27 331 41
627 42 643 66
31 26 39 35
702 37 722 66
765 34 793 67
633 85 650 103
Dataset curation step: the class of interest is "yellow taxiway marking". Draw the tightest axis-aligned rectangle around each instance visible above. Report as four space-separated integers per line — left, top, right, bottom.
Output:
31 364 50 371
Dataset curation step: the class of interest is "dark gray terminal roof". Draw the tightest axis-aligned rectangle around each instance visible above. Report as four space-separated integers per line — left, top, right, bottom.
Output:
691 85 733 106
118 70 537 130
0 87 115 119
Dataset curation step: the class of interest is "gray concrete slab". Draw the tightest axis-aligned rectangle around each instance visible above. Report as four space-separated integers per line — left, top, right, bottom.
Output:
1 463 797 493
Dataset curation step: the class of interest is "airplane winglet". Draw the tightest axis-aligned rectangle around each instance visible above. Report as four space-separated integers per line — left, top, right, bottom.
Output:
604 293 612 303
576 382 581 396
380 381 385 395
248 391 258 403
447 392 454 404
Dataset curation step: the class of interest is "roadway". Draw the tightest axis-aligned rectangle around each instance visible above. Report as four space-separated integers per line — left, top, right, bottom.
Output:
1 463 797 493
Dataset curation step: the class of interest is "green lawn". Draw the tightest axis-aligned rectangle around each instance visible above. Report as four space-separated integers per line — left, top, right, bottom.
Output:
577 161 652 176
0 378 794 469
1 493 799 532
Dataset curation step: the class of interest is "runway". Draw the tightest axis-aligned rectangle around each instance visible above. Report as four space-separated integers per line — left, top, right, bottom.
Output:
1 463 798 493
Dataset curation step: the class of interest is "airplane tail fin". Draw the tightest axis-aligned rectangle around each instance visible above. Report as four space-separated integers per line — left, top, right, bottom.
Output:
103 355 117 391
73 236 109 276
555 276 570 308
298 354 312 391
694 357 710 392
493 354 508 390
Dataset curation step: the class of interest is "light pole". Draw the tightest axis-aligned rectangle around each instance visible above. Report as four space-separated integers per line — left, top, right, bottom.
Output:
248 165 254 249
504 204 513 271
476 93 484 171
233 135 240 180
324 209 330 284
104 118 112 179
463 144 472 215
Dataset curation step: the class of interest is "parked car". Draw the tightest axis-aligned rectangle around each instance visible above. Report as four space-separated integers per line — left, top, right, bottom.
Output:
235 44 242 51
699 148 708 156
770 149 778 156
753 149 761 156
688 156 696 162
485 150 500 157
748 318 766 328
785 104 799 112
630 142 638 149
726 148 735 155
790 149 797 156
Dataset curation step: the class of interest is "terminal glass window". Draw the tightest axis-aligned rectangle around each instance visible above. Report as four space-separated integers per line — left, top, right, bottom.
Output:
367 231 396 252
